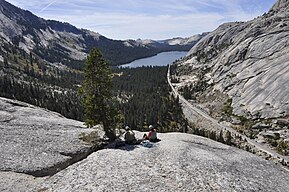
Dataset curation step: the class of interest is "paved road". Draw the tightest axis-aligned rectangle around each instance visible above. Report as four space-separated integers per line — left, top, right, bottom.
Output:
167 64 289 163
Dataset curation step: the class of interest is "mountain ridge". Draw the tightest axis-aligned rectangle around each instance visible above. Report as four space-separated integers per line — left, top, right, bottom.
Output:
0 0 204 67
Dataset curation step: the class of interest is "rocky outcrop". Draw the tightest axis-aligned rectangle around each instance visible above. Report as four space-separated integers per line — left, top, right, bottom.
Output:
32 132 289 191
174 0 289 119
271 0 289 12
0 97 103 177
161 33 209 46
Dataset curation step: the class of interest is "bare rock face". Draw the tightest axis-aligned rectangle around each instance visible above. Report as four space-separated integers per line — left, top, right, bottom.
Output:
32 133 289 192
175 0 289 119
0 97 98 177
0 172 45 192
271 0 289 12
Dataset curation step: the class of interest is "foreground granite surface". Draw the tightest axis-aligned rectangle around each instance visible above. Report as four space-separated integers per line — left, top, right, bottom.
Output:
33 132 289 192
0 97 97 177
1 97 289 192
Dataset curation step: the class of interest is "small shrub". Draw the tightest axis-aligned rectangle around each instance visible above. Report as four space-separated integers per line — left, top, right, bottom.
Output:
277 140 289 155
79 131 100 145
268 139 278 147
223 98 233 116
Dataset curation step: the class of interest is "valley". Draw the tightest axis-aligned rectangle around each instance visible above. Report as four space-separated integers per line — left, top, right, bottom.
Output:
1 0 289 191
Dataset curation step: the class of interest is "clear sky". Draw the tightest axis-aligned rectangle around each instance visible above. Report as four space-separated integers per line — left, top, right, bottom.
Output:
6 0 277 40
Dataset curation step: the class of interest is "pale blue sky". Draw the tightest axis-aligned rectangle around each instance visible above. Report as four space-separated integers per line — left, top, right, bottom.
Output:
7 0 277 40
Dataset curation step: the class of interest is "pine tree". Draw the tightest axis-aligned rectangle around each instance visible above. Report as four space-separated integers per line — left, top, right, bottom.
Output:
225 130 232 145
4 57 8 67
218 130 225 143
79 48 121 141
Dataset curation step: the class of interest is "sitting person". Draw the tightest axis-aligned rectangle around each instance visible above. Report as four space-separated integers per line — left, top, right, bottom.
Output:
124 126 141 145
147 125 161 142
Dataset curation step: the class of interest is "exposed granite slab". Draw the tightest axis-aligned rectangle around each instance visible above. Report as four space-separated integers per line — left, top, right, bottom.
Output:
32 132 289 192
0 97 98 177
0 172 45 192
1 97 288 191
176 0 289 119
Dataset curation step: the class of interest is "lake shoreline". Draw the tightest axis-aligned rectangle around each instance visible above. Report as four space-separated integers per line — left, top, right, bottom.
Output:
119 51 187 68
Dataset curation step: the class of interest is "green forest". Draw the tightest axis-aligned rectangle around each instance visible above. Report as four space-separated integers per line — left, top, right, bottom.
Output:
112 66 188 133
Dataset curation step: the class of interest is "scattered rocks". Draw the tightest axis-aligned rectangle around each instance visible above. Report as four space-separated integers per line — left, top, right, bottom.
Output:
261 131 280 140
277 119 289 127
231 117 242 125
252 123 271 130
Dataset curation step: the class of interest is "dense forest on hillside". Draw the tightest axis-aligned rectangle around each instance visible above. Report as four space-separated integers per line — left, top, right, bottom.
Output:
0 42 84 120
112 66 188 132
0 42 187 132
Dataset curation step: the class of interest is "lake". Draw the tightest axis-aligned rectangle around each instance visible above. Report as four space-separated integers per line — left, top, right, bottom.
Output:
120 51 187 68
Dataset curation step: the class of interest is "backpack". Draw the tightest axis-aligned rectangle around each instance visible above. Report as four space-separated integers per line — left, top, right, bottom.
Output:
141 140 154 148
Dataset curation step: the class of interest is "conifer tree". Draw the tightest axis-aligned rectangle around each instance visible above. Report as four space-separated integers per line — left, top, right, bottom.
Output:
79 48 121 141
218 129 225 143
225 130 232 145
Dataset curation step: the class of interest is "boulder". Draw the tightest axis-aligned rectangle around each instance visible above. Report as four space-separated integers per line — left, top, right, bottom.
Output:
252 123 271 129
1 97 289 191
261 131 280 140
277 119 289 127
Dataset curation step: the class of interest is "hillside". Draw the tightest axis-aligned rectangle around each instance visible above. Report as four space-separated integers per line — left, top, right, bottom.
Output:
1 97 289 192
112 66 187 133
173 0 289 120
172 0 289 137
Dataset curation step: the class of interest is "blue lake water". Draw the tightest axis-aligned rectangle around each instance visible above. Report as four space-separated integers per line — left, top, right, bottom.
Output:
120 51 187 68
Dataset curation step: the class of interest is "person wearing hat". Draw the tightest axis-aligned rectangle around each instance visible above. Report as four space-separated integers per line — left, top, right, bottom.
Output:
124 126 139 145
147 125 161 142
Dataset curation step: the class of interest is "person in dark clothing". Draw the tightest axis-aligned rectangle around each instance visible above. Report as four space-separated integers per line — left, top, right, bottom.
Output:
124 126 142 145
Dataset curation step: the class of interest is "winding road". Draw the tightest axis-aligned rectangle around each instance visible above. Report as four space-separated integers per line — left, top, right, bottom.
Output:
167 63 289 164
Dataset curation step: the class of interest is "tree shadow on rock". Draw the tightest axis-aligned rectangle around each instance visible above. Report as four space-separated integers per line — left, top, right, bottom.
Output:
106 139 140 151
117 144 140 151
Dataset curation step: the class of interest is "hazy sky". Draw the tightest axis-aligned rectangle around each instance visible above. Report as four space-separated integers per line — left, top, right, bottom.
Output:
7 0 277 40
